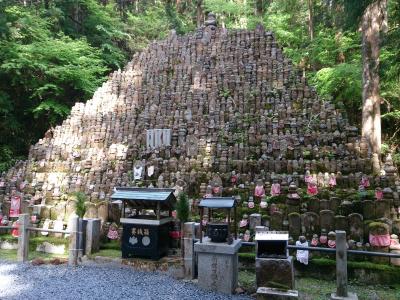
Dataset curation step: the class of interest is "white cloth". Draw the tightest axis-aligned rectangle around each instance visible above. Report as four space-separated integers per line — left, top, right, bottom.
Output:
147 165 154 177
296 240 309 265
133 166 143 180
41 219 51 236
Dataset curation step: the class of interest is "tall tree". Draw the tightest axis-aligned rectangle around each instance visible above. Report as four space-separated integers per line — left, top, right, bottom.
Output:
307 0 314 40
361 0 387 159
197 0 203 27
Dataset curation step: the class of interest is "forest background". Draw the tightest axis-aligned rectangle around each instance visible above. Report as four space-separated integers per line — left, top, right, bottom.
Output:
0 0 398 172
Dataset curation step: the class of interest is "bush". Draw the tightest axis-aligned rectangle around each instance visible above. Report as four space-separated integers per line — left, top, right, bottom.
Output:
176 192 189 223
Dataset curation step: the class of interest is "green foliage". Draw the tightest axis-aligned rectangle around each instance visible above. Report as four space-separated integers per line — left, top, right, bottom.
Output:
0 0 399 172
100 240 120 251
176 192 190 223
74 192 87 218
311 63 362 120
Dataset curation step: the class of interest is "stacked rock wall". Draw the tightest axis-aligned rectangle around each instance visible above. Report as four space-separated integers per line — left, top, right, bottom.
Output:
0 22 397 239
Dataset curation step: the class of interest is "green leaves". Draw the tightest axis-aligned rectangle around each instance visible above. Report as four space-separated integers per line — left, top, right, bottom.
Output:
311 63 362 120
0 5 108 166
176 192 190 223
32 100 70 125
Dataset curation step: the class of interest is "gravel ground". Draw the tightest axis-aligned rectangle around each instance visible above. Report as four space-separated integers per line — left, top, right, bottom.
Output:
0 260 252 300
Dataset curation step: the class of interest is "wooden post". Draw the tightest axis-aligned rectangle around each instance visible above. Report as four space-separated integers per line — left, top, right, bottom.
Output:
17 214 29 262
227 209 231 238
335 230 348 297
68 216 79 266
234 205 237 239
199 208 203 243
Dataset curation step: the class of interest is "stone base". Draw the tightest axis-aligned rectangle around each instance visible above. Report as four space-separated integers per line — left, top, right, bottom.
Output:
194 239 242 294
257 287 299 300
0 240 18 250
256 256 295 290
330 292 358 300
36 242 66 254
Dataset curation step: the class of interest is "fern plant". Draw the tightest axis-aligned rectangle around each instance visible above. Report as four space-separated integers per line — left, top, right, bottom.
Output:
75 192 87 218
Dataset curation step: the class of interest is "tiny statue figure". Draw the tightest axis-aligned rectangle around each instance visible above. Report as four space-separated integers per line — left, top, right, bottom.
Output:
358 184 367 200
270 180 281 196
375 187 383 200
1 215 9 226
369 227 390 247
231 171 238 187
323 173 330 188
248 197 255 209
30 213 40 224
319 229 328 246
360 174 370 188
296 236 309 265
202 215 208 226
260 196 268 209
244 230 251 242
204 185 213 198
254 179 265 201
307 178 318 196
239 214 249 228
107 223 119 241
327 231 336 248
171 210 177 219
304 170 312 184
311 234 319 247
347 239 356 250
269 203 278 214
11 220 19 238
390 234 400 250
329 173 337 189
133 163 143 180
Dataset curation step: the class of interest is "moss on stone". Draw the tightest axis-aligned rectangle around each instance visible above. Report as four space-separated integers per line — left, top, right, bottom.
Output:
288 212 301 217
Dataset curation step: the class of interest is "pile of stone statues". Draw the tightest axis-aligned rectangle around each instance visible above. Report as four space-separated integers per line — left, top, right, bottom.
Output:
0 15 399 248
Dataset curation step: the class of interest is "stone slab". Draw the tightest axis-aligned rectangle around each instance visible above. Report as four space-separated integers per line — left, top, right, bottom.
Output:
257 287 299 300
194 239 242 255
330 292 358 300
256 256 295 290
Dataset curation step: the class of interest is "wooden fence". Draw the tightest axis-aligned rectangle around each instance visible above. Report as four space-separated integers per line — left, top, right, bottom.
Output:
1 214 80 266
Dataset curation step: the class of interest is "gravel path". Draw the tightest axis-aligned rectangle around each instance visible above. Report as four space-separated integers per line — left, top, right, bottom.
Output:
0 260 252 300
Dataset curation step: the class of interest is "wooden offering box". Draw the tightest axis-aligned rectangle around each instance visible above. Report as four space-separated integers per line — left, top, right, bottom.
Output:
111 188 176 260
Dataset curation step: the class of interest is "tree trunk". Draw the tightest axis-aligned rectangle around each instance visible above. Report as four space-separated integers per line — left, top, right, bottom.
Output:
255 0 264 16
361 0 387 161
196 0 203 27
307 0 314 40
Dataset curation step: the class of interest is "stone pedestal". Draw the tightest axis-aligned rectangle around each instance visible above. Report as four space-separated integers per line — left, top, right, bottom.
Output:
194 239 241 294
257 287 299 300
256 256 295 290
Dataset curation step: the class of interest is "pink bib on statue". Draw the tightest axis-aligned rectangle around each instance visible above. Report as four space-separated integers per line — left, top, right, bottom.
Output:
271 184 281 196
369 234 391 247
254 186 265 197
